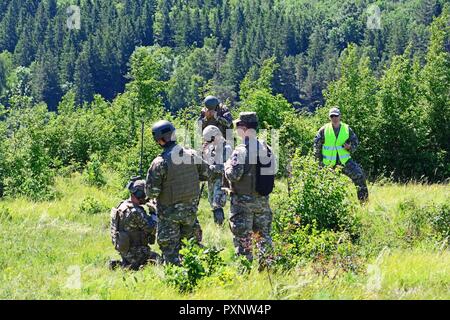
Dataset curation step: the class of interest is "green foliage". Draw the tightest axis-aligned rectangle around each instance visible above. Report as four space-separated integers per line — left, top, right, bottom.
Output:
239 90 293 130
2 103 55 201
274 152 360 234
278 111 324 176
394 199 450 245
78 196 108 215
0 205 12 222
83 154 106 187
272 152 361 271
273 222 361 272
164 239 225 292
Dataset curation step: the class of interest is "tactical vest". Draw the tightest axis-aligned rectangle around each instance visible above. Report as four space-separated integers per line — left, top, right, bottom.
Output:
322 122 351 166
229 140 259 196
110 200 148 254
158 144 200 205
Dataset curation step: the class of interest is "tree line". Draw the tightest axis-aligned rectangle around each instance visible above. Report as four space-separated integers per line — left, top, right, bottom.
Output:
0 0 446 111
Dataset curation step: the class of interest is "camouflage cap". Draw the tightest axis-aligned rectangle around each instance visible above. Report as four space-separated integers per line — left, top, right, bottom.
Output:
235 112 258 128
329 107 341 116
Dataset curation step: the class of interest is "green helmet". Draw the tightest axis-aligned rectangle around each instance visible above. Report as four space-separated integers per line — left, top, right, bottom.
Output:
151 120 176 143
203 95 220 110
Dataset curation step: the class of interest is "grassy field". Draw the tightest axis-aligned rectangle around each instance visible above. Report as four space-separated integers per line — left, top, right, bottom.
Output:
0 173 449 300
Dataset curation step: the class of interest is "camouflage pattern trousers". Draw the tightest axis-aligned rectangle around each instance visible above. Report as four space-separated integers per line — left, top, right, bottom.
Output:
157 201 199 265
341 159 369 201
229 194 273 265
121 246 159 269
207 178 227 209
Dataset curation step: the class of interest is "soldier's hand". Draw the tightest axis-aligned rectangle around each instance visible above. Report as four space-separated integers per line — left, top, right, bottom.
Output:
344 143 351 151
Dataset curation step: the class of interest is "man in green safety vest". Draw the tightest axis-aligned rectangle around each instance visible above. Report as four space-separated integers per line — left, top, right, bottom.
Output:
313 107 369 202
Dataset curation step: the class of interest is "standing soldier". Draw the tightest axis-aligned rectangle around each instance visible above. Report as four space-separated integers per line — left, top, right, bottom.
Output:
198 95 233 142
202 125 233 225
145 120 211 265
313 107 369 202
224 112 276 270
109 177 159 270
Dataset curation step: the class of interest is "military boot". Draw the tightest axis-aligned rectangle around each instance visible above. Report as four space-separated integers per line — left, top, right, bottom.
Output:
108 259 123 270
213 208 225 225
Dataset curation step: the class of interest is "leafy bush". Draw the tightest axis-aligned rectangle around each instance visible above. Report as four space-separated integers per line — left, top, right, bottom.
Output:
272 152 361 270
164 239 225 292
2 102 55 201
430 202 450 240
273 222 361 273
78 196 108 215
277 111 324 176
394 199 450 245
83 154 106 187
273 152 359 235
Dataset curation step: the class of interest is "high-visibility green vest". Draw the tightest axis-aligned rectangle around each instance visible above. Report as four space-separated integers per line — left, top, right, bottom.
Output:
322 123 351 166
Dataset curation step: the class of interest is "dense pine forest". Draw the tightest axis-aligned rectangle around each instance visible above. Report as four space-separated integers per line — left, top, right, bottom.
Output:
0 0 447 110
0 0 449 201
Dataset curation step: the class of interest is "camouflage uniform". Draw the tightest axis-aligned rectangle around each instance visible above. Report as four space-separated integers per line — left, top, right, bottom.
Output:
145 142 210 265
313 124 369 201
198 105 234 139
203 141 233 210
224 137 274 267
110 199 158 270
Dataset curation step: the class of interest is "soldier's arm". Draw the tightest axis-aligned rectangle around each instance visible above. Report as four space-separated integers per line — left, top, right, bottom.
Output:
224 147 246 182
192 150 213 181
313 127 325 163
216 107 233 129
347 127 359 153
199 109 209 125
145 157 167 199
128 207 155 233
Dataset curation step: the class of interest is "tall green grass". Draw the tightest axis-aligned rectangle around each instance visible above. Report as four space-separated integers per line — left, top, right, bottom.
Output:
0 173 448 299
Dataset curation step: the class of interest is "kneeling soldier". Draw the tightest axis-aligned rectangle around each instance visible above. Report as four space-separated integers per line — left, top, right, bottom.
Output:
110 177 159 270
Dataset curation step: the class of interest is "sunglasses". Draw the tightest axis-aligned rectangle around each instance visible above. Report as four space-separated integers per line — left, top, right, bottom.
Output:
330 115 340 118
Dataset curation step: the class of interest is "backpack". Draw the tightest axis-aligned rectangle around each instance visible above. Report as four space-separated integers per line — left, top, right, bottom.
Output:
254 141 275 196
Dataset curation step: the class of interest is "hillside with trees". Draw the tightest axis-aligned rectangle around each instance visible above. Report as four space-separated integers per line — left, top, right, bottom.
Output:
0 0 447 111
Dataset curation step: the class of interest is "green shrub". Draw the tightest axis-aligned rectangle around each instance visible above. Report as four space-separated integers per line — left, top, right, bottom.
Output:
273 222 361 272
272 152 361 270
278 111 323 177
394 199 450 245
164 239 225 293
78 196 108 215
3 103 55 201
83 154 106 187
430 202 450 240
273 152 359 235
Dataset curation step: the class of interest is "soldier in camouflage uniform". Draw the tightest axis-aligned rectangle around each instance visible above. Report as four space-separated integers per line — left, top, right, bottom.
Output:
202 125 233 225
145 120 212 265
109 178 159 271
198 95 234 142
313 107 369 202
224 112 275 270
